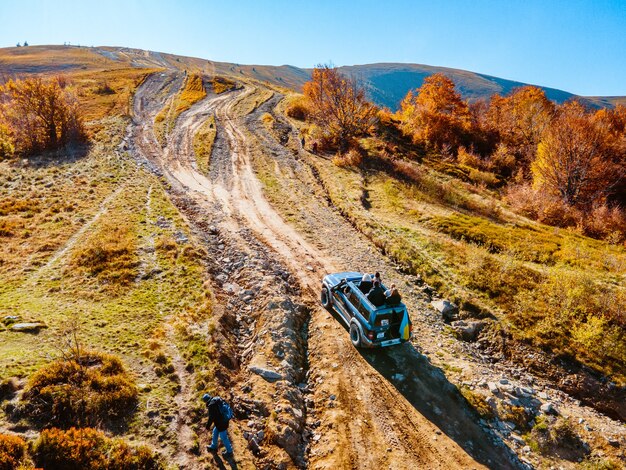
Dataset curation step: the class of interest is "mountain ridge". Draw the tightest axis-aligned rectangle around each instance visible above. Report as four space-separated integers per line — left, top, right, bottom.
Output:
0 44 623 110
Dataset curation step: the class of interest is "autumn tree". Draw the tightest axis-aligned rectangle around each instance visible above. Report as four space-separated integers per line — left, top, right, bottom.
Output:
397 73 471 153
593 104 626 205
303 65 377 151
531 101 620 207
0 76 85 157
486 86 555 166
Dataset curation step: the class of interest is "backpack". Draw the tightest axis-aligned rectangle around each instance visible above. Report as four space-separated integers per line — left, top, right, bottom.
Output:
212 397 233 420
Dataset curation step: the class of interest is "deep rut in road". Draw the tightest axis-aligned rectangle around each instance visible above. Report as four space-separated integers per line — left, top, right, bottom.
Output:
128 72 522 469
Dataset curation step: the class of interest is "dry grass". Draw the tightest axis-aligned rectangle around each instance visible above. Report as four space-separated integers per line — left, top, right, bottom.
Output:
70 215 139 290
154 73 206 145
176 73 206 113
72 68 156 123
0 48 224 463
281 102 626 384
0 118 130 282
212 76 236 94
232 87 273 117
192 115 216 174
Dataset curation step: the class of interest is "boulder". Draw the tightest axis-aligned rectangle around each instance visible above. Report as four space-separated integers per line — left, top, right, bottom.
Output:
540 402 558 415
10 322 47 332
488 382 500 394
248 365 283 382
430 299 459 321
451 320 486 341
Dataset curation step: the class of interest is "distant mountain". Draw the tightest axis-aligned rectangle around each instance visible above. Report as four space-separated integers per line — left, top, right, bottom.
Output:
0 45 623 110
336 63 595 110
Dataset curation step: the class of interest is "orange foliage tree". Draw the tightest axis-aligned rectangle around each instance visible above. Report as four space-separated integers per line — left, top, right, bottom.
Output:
593 105 626 205
397 73 471 152
0 76 85 156
531 101 620 207
486 86 555 166
303 65 377 151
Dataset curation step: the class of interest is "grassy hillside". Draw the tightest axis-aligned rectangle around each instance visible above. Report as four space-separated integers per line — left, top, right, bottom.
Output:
2 45 623 113
0 62 222 463
281 96 626 386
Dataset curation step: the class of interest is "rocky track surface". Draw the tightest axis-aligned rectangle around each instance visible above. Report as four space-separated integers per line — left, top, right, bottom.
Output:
125 72 624 469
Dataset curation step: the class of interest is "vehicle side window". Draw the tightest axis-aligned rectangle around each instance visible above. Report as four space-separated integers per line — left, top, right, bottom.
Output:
356 297 371 322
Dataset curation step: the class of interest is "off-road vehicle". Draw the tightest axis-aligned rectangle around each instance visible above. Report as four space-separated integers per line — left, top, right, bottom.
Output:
320 271 412 348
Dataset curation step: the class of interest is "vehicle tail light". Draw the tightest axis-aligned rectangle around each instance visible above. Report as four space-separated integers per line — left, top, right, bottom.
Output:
367 331 375 340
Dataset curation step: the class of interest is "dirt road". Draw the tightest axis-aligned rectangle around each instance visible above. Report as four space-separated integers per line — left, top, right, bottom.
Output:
128 72 522 469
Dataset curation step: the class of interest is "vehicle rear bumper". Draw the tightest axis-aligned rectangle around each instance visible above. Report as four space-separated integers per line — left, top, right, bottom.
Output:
361 337 407 348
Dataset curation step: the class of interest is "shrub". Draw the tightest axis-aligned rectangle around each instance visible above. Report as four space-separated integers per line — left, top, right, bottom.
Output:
22 351 138 429
468 168 499 187
506 184 580 228
487 143 517 176
32 427 162 470
460 387 494 419
71 218 138 286
391 159 423 183
504 184 540 219
0 378 18 401
0 124 14 160
457 147 482 168
528 416 589 460
583 204 626 242
332 148 363 168
285 96 309 120
511 271 626 382
0 433 27 470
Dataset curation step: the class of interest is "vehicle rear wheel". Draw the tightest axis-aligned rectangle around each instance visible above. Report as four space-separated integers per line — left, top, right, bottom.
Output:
349 323 362 347
321 287 332 310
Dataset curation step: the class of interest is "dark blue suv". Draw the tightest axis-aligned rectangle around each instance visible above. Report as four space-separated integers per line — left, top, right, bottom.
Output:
320 272 412 348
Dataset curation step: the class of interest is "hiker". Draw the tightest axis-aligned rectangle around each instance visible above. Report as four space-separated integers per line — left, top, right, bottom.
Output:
385 284 402 306
203 393 234 458
374 271 382 284
359 273 373 294
367 280 386 307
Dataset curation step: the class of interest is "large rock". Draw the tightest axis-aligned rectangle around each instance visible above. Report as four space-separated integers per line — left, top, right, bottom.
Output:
451 320 486 342
430 299 458 321
248 365 283 382
540 402 558 415
10 322 47 332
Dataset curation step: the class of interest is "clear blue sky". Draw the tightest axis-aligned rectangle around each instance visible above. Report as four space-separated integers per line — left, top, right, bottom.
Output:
1 0 625 96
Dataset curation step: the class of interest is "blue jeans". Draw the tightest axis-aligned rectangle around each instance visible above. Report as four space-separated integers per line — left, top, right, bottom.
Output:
212 427 233 453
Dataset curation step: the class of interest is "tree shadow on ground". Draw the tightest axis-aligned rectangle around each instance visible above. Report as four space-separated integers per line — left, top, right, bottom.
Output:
328 308 522 470
7 142 92 169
